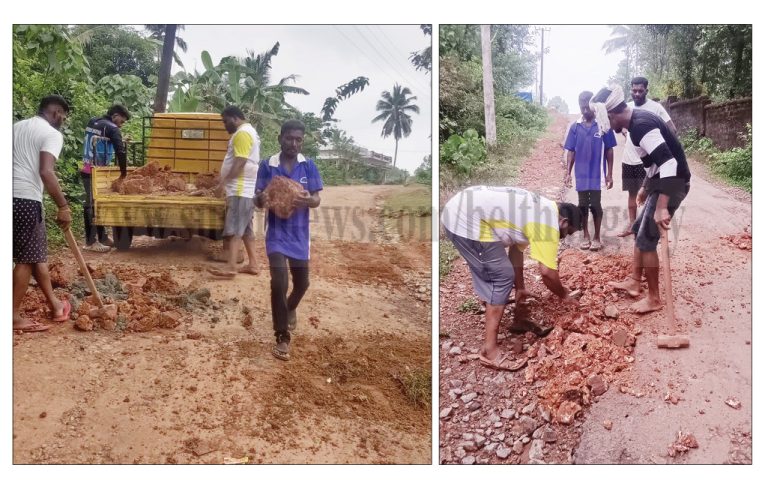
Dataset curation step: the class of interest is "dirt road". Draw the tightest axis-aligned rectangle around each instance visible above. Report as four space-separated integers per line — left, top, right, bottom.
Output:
14 185 431 464
439 114 751 464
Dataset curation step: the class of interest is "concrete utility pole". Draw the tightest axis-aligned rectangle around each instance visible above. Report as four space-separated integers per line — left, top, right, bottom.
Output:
537 26 550 106
480 24 496 147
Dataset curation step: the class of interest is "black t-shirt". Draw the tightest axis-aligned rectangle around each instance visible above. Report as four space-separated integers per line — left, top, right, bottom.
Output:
628 109 691 195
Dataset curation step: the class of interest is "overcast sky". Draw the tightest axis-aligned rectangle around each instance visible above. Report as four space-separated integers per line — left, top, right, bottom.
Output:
523 25 625 114
173 25 432 174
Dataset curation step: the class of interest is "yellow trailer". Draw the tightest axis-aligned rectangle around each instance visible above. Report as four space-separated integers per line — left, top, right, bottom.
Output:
92 112 229 250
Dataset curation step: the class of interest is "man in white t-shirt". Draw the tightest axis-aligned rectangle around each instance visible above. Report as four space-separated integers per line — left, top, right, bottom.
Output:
12 95 73 332
209 105 261 278
618 76 678 236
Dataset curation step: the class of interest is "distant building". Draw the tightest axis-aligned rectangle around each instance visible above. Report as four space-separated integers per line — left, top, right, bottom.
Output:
319 144 392 168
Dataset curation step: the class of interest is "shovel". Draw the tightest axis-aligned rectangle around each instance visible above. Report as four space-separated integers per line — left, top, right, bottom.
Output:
656 227 690 349
63 227 104 308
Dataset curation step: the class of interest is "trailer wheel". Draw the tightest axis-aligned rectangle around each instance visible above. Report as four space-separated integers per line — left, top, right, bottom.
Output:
113 226 133 251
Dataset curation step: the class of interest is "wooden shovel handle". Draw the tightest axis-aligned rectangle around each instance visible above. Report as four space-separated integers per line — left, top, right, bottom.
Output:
63 228 104 308
659 227 675 328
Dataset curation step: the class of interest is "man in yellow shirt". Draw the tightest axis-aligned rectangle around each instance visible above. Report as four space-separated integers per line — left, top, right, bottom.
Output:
210 106 261 278
441 186 581 371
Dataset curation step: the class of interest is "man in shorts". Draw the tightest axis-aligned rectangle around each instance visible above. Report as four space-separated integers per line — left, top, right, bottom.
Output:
13 95 73 332
590 85 691 314
441 186 581 371
209 105 261 278
617 76 677 237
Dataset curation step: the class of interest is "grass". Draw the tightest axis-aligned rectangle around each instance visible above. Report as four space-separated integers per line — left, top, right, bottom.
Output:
439 239 458 281
457 296 482 313
394 368 431 409
381 185 431 217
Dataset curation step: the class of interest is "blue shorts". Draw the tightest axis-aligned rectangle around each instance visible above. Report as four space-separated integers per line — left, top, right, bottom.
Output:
632 184 690 252
445 229 514 306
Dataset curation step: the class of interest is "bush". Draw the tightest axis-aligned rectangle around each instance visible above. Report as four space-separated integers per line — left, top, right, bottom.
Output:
440 129 487 176
681 125 751 192
711 124 752 192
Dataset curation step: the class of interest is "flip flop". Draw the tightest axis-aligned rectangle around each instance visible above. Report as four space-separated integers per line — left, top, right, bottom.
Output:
237 266 260 275
479 353 527 372
589 241 603 251
271 342 290 361
83 242 111 253
579 240 591 250
617 228 634 237
206 267 237 279
14 321 52 333
51 299 71 322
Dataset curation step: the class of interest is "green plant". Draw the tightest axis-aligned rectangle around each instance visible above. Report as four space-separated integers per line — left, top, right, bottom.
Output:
394 368 431 408
96 74 153 119
440 129 487 175
711 124 751 192
44 193 85 249
439 240 458 281
457 297 482 314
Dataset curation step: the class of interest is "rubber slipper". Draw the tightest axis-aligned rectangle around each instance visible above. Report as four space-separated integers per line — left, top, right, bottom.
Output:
237 266 260 275
579 240 591 250
589 241 603 251
51 299 71 322
617 228 634 237
206 267 237 279
479 353 527 372
14 321 52 333
272 342 290 361
83 242 111 253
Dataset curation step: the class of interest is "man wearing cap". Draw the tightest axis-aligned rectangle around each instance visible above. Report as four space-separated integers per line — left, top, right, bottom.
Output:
590 85 691 314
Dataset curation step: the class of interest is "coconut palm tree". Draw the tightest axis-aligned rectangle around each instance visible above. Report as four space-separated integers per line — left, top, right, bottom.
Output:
371 84 420 171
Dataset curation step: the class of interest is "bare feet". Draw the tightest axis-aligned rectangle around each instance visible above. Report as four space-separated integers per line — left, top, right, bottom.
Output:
630 296 663 314
617 227 634 237
237 266 260 275
609 277 643 297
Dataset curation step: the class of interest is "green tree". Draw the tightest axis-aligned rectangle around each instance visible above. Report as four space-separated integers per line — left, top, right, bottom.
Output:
546 96 569 114
144 24 188 68
371 84 420 171
79 25 159 86
409 24 432 73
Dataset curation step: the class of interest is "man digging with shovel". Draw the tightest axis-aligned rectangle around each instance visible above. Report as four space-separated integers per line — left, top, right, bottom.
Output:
590 85 691 315
441 186 582 371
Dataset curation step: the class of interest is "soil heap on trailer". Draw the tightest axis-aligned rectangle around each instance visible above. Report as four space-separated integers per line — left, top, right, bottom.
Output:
92 113 228 250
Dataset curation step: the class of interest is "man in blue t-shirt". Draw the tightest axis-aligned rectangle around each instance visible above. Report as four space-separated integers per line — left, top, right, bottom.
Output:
81 104 130 252
255 119 323 361
564 91 616 251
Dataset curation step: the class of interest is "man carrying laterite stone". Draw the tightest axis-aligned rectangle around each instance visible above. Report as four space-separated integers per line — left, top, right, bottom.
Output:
255 119 323 361
441 186 582 371
12 95 73 332
590 85 691 314
208 105 261 278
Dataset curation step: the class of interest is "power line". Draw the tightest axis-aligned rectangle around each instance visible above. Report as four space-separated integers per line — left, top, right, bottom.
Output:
350 25 430 100
368 25 431 95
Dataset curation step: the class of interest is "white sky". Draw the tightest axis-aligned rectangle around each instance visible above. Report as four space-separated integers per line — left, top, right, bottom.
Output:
523 25 625 114
173 25 432 174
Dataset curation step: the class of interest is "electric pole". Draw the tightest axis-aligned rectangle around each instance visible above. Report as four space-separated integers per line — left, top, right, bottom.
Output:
537 26 550 106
